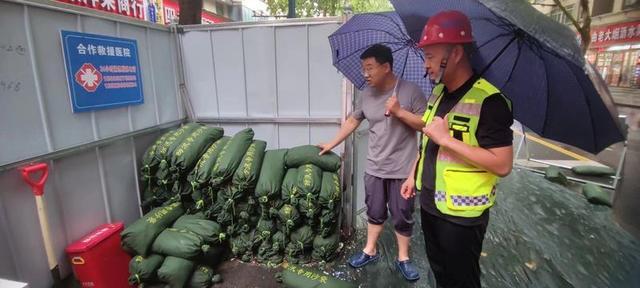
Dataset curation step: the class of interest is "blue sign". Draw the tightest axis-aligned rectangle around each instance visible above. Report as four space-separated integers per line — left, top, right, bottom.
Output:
61 30 143 113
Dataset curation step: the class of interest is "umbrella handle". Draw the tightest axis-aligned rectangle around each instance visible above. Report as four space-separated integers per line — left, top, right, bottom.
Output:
20 162 49 196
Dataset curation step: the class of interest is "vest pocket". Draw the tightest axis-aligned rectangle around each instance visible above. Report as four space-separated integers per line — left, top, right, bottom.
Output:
442 167 496 211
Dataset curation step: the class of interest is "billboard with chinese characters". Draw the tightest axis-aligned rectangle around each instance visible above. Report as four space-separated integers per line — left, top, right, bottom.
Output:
590 21 640 48
61 30 144 113
57 0 146 20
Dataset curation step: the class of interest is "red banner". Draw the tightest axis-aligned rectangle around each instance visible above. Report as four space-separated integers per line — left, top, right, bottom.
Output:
162 0 227 25
590 21 640 48
58 0 146 20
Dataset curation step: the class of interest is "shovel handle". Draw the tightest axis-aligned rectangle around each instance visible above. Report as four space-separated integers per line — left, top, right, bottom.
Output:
19 163 49 196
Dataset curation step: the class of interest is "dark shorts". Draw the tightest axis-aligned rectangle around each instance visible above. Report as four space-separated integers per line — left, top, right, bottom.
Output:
364 173 415 237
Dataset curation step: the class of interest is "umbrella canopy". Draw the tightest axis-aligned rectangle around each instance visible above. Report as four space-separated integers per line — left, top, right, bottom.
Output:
391 0 624 154
328 11 433 96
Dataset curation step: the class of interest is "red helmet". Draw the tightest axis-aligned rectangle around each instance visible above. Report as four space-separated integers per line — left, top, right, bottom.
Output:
417 10 473 48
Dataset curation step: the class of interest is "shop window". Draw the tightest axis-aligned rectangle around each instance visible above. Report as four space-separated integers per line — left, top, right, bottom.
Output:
592 0 614 16
624 0 640 10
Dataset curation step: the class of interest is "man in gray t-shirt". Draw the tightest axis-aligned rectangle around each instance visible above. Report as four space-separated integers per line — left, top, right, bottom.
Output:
318 44 427 281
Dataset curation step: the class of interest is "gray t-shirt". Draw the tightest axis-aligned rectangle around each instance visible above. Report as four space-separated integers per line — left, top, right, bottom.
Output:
350 79 427 179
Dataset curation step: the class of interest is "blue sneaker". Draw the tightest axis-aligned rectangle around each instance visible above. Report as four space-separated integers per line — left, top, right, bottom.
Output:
395 259 420 281
348 251 380 268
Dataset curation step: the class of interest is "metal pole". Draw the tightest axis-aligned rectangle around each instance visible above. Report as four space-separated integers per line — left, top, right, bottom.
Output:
288 0 296 18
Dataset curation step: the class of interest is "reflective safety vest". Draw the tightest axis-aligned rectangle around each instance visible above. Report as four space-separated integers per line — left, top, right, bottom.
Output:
416 78 511 218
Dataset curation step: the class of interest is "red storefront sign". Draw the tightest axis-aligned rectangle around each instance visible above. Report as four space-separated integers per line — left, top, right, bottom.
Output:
590 21 640 48
162 0 227 25
58 0 146 20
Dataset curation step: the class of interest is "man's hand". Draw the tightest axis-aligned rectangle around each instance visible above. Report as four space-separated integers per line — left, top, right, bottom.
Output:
422 115 451 146
401 178 416 199
316 143 333 155
385 95 401 116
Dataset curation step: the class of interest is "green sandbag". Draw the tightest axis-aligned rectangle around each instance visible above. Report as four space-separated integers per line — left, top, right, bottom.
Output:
298 197 319 224
319 172 341 210
121 202 184 256
318 208 339 238
282 169 301 205
230 232 253 262
272 231 288 252
255 149 289 203
211 128 255 187
169 126 224 178
189 265 215 288
296 164 323 197
216 186 245 227
253 217 276 248
232 140 267 192
582 183 612 207
155 124 202 185
128 254 165 285
172 214 224 245
285 145 342 172
256 238 274 263
281 263 356 288
188 137 231 190
278 204 301 234
286 226 314 262
157 256 195 288
141 130 175 189
311 231 341 262
545 166 569 186
151 228 209 259
572 165 616 177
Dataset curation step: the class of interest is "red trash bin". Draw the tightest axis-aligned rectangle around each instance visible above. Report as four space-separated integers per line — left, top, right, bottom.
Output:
65 222 131 288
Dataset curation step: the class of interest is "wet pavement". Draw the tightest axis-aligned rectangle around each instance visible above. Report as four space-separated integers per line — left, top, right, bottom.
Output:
321 169 640 288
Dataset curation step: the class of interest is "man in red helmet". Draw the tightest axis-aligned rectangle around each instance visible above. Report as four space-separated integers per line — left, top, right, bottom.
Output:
387 10 514 288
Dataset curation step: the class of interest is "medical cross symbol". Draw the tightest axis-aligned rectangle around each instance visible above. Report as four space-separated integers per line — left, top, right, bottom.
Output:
75 63 102 92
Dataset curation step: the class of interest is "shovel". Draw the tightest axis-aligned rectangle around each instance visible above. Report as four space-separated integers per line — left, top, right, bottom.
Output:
19 163 62 287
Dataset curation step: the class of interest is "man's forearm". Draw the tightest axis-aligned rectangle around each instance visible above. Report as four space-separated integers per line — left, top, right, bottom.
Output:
440 138 513 177
394 109 425 131
407 153 420 181
327 117 360 148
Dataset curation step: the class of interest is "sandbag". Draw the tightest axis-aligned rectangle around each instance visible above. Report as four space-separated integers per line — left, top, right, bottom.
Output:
255 149 288 203
281 263 356 288
311 231 341 262
318 208 339 238
169 126 224 179
285 145 341 172
582 183 612 207
572 165 616 177
298 197 319 224
151 228 209 259
189 265 215 288
211 128 255 187
230 232 253 262
141 130 175 189
296 164 323 197
197 244 225 268
172 213 225 245
157 256 195 288
286 226 314 263
155 124 202 185
278 204 301 235
216 186 245 227
282 168 301 205
128 254 164 285
319 172 341 210
253 217 276 248
121 202 184 256
188 137 230 190
545 166 569 186
232 140 267 192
